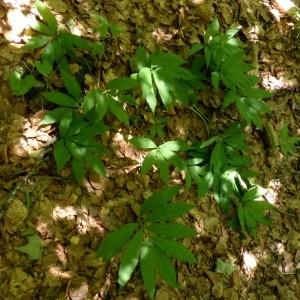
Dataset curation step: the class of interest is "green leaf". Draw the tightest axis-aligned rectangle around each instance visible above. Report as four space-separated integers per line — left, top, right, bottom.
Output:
106 77 139 90
242 187 266 202
109 23 123 38
146 223 197 238
246 200 274 211
34 59 53 76
8 72 36 96
150 236 197 263
211 71 220 90
58 110 73 137
135 46 148 70
244 207 257 229
140 186 181 215
96 223 138 261
34 0 58 33
15 235 43 260
153 72 173 109
154 66 197 80
22 35 49 50
210 141 224 172
199 135 220 148
130 137 157 149
141 150 156 175
159 140 191 152
138 67 157 113
156 151 170 184
58 31 90 51
83 88 108 121
60 70 81 100
143 203 194 223
107 98 129 125
152 244 178 288
204 17 220 44
140 242 157 299
72 157 85 181
40 107 72 126
30 19 55 35
42 91 79 107
118 230 142 288
84 153 106 176
150 52 186 67
189 43 204 56
223 91 238 108
215 258 236 276
53 139 71 172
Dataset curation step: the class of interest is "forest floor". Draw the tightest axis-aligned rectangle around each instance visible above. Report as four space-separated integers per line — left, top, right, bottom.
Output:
0 0 300 299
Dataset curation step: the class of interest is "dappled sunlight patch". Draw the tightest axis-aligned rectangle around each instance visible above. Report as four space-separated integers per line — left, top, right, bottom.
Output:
242 251 258 277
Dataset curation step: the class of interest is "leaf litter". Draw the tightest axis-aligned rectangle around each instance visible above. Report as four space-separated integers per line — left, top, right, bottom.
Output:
0 0 299 299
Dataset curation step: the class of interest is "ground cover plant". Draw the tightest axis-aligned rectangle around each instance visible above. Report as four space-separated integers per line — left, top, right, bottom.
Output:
7 1 300 298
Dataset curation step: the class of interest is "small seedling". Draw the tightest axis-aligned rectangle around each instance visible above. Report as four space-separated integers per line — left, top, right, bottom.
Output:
237 186 274 236
280 125 299 155
215 258 236 276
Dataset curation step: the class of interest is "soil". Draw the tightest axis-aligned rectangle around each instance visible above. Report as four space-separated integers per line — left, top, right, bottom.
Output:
0 0 300 299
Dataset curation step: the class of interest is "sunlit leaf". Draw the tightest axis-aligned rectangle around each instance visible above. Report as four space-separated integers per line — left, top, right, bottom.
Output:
118 230 142 287
34 0 58 33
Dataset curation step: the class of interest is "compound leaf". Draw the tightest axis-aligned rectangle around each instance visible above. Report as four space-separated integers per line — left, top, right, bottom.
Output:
96 223 138 261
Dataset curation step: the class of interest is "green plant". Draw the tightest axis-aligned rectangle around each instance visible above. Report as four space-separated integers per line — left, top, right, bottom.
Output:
237 186 274 236
280 125 299 155
131 47 201 113
19 0 103 79
189 17 273 128
96 186 197 299
215 258 236 276
129 138 191 184
91 13 123 39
